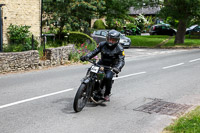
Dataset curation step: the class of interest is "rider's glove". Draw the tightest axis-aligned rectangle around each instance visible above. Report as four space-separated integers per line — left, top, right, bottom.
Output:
113 67 120 74
80 56 89 62
80 56 85 61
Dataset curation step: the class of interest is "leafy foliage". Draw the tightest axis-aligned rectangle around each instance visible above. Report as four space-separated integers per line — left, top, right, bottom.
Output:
93 19 106 29
68 43 97 62
43 0 105 35
135 14 149 31
106 18 125 30
126 14 152 32
7 24 31 44
103 0 133 29
5 24 38 52
159 0 200 44
126 23 137 29
159 0 200 24
67 31 96 46
165 17 179 28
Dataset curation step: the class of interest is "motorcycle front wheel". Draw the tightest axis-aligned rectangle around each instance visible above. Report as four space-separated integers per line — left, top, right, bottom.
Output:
73 83 88 112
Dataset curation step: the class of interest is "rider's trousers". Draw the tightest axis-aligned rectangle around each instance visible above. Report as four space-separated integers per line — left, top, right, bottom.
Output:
103 69 114 96
97 60 114 96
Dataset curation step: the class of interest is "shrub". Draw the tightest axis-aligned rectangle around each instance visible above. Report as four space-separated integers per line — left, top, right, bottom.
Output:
106 18 123 30
93 19 106 29
68 43 97 62
45 40 68 48
126 23 137 29
4 44 24 52
135 14 149 31
6 24 38 52
7 24 30 44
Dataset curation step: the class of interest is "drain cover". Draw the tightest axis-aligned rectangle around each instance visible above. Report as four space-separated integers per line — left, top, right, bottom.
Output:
133 99 192 116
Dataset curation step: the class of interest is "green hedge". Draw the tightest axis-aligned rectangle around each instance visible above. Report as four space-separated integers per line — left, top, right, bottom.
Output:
67 31 96 47
93 19 106 29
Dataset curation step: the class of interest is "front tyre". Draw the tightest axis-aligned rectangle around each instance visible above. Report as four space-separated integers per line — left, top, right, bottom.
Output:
73 83 88 112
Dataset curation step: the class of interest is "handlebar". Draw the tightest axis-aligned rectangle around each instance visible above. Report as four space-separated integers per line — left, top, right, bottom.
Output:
88 60 118 77
88 60 111 69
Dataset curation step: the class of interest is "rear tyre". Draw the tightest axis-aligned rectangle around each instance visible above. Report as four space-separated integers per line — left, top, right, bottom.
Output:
73 83 88 112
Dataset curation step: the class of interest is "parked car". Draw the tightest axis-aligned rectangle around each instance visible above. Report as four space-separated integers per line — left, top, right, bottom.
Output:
149 24 176 36
91 30 131 49
186 25 200 35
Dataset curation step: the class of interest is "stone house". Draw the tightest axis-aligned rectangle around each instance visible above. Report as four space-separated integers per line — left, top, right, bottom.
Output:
129 6 160 17
0 0 41 44
91 6 161 28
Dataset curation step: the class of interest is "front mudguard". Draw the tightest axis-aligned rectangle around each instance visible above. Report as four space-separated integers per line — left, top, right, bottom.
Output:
81 77 93 97
82 77 91 84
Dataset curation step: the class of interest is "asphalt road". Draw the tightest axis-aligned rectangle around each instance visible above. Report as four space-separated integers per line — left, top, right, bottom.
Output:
0 48 200 133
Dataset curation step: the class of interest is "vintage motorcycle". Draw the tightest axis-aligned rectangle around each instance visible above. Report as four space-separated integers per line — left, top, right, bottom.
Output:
73 60 118 112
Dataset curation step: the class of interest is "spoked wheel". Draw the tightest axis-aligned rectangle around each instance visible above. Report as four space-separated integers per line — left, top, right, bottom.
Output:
73 83 88 112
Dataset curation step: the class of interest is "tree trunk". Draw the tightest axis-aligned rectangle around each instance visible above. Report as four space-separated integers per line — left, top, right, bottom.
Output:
174 20 187 44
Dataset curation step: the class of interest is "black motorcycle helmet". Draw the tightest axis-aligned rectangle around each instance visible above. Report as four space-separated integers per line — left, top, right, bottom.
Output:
106 30 120 47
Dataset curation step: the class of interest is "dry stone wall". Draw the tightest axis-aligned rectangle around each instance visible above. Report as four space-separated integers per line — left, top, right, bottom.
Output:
44 45 74 66
0 50 39 73
0 45 74 74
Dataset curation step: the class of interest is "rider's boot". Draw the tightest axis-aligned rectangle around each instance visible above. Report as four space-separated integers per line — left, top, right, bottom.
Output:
104 95 110 102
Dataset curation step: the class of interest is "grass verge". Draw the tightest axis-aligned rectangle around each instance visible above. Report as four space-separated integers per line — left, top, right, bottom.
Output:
128 35 200 48
163 36 200 48
128 35 170 48
164 106 200 133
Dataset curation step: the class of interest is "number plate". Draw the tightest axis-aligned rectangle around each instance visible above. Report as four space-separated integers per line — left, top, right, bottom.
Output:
91 66 99 73
124 43 130 45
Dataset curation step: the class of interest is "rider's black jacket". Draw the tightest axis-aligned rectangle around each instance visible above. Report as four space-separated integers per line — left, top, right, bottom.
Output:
86 41 125 71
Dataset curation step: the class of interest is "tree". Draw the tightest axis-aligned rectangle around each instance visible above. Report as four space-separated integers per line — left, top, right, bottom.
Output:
43 0 105 36
70 0 105 32
159 0 200 44
103 0 133 29
131 0 200 44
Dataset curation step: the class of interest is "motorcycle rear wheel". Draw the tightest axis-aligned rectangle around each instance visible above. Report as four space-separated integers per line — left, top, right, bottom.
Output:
73 83 88 112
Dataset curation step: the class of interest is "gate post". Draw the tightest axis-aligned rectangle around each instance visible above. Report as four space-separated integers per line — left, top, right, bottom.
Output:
0 4 5 52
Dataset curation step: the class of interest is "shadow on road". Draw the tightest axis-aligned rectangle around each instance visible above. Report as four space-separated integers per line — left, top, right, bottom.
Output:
53 97 107 114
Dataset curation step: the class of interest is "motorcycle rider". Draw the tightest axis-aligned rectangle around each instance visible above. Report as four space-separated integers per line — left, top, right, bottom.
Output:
80 29 125 101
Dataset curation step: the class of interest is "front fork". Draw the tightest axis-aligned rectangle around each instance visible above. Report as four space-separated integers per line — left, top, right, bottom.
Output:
82 77 95 100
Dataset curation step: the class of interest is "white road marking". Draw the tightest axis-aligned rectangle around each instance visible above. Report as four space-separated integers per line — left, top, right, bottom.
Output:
0 72 147 109
162 63 184 69
0 88 74 109
189 58 200 63
114 71 146 80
